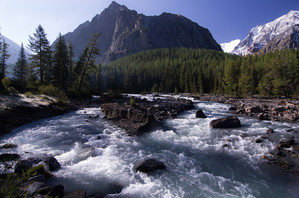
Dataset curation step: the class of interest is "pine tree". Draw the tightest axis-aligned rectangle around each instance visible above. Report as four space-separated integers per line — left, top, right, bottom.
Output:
53 33 69 91
68 42 75 88
13 43 28 84
28 25 52 84
75 33 100 91
0 39 10 80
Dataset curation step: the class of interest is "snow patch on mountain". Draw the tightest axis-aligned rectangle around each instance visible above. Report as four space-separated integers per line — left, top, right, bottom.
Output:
233 10 299 55
220 39 241 53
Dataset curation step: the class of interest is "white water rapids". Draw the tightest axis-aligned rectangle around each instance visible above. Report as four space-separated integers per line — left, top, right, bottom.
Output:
1 95 298 197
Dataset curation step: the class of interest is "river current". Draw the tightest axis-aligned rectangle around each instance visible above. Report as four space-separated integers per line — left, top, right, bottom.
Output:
1 95 298 197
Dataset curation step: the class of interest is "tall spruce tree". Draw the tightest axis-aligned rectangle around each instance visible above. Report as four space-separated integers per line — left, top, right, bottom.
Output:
74 33 100 91
53 33 69 91
0 39 10 80
13 43 28 84
68 42 75 89
28 25 52 84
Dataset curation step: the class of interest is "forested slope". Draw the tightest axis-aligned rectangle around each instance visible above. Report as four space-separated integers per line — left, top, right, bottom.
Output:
102 48 299 97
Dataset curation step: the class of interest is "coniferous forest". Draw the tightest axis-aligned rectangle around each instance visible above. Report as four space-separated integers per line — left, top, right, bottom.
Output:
102 48 299 97
0 25 298 99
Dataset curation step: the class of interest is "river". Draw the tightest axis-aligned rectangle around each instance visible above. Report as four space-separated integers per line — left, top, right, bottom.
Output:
1 95 298 197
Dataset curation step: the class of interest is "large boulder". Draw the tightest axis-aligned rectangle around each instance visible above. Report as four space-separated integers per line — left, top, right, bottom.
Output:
196 109 207 118
245 106 262 114
135 159 166 173
210 116 241 128
14 160 33 174
20 182 46 197
44 157 61 172
101 97 193 135
0 153 20 162
64 189 87 198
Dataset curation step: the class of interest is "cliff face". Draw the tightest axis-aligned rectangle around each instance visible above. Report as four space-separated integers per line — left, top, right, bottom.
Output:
61 1 222 64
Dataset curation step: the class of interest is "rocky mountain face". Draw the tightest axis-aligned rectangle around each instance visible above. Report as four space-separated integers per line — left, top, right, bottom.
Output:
0 34 31 77
61 1 222 64
232 10 299 55
0 35 30 65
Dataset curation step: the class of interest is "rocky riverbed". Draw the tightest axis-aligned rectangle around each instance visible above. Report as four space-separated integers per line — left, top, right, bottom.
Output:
0 93 298 197
193 94 299 175
0 94 77 136
194 94 299 122
101 96 194 135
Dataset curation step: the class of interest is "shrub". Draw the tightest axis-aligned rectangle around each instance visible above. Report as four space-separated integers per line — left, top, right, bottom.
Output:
24 91 33 98
130 96 135 107
7 87 19 96
38 84 68 102
1 77 12 89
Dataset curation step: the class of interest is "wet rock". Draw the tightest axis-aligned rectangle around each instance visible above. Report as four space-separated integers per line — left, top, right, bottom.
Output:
27 174 46 183
47 185 64 198
255 139 263 143
266 128 275 134
135 159 166 173
222 144 231 149
257 113 270 120
195 109 207 118
101 97 193 135
14 160 33 174
245 106 262 114
0 143 18 149
228 106 236 111
37 185 64 197
210 116 241 128
0 153 20 161
44 157 61 171
88 114 99 119
64 189 87 198
287 128 295 132
278 138 295 149
20 181 45 197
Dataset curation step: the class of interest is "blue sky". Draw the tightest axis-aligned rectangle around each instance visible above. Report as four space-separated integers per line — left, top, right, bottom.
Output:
0 0 298 46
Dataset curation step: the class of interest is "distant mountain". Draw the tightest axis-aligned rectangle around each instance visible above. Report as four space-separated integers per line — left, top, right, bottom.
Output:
220 39 240 53
1 35 22 64
0 34 31 77
232 10 299 55
60 1 222 64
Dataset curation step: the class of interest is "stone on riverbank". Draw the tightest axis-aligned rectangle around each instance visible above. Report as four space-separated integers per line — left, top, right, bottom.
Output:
14 160 33 174
0 94 77 136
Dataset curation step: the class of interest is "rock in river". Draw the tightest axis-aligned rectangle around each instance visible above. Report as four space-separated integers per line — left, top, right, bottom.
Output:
135 159 166 173
44 157 61 172
196 109 207 118
210 116 242 128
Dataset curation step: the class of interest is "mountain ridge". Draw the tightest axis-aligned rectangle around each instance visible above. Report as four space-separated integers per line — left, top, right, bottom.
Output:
231 10 299 55
60 1 222 64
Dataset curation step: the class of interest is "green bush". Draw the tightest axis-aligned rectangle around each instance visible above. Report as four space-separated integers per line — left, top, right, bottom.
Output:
7 87 19 96
130 97 135 107
24 91 33 98
38 84 68 102
1 77 12 89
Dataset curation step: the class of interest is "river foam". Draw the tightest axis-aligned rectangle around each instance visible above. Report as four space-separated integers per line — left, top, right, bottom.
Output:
1 95 298 197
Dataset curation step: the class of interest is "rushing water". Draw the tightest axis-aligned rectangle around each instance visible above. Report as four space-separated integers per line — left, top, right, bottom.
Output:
1 95 298 198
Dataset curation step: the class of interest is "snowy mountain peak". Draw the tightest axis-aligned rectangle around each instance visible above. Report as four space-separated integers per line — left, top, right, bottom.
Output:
233 10 299 55
220 39 240 53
